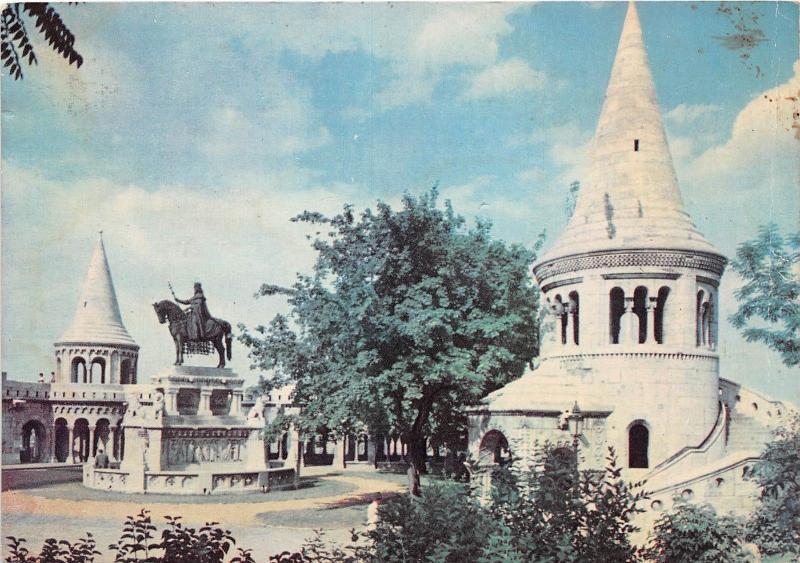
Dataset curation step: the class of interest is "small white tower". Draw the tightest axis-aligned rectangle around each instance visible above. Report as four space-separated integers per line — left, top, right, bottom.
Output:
54 234 139 385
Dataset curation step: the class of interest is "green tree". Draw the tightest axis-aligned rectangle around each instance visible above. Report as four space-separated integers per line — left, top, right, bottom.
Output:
642 501 750 563
746 413 800 557
240 188 540 493
1 3 83 80
729 223 800 367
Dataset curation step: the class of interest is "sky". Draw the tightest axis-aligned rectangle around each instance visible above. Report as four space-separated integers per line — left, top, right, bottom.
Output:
2 2 798 404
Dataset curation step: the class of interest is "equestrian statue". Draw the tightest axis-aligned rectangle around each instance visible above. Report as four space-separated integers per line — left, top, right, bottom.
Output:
153 282 233 368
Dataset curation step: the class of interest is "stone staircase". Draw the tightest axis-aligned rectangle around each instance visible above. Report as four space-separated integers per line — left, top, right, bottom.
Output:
726 408 773 453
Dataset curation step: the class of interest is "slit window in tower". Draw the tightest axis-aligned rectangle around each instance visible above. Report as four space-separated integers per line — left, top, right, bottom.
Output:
634 139 639 152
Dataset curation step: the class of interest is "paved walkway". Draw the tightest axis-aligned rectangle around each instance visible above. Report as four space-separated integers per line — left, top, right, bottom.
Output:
2 470 405 526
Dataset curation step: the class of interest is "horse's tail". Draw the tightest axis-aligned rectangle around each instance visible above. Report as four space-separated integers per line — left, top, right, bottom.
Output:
225 323 232 361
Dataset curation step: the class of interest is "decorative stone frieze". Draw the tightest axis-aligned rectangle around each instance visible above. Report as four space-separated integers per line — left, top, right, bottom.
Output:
534 249 726 284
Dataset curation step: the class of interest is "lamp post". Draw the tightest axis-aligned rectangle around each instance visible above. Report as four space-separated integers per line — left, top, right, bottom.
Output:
567 401 584 450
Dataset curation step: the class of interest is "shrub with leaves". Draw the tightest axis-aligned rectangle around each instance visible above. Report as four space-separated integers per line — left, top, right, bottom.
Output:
367 479 505 562
108 509 159 562
489 445 646 562
746 412 800 557
642 501 751 563
6 533 100 563
577 448 648 562
159 516 236 563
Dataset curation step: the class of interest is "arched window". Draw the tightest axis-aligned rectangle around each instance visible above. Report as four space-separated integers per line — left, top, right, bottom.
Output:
91 358 105 384
21 420 47 463
696 290 705 346
609 288 625 344
628 423 649 468
555 294 567 345
633 286 648 344
71 358 86 384
120 359 132 384
701 302 710 347
654 287 670 344
568 291 580 345
479 430 511 466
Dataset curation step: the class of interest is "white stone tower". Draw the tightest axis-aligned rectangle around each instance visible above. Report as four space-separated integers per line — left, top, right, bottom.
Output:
532 1 727 468
54 234 139 385
470 2 728 475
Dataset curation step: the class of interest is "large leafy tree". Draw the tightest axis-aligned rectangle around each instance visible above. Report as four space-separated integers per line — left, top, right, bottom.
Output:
240 189 540 493
729 223 800 367
1 3 83 80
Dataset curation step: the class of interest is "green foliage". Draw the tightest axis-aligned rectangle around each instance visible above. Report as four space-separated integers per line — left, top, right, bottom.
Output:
746 413 800 556
642 501 751 563
1 3 83 80
6 534 100 563
729 223 800 367
490 445 647 562
368 480 504 562
158 516 236 563
108 509 159 562
240 188 540 489
8 509 238 563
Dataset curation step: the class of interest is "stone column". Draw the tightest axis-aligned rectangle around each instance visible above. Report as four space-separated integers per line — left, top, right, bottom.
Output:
49 425 57 463
165 390 178 414
88 426 96 460
620 298 637 345
198 389 212 415
563 311 571 347
109 428 118 463
230 392 243 416
646 299 657 344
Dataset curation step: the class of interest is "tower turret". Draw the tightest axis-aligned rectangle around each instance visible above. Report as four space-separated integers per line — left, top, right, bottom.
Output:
54 234 139 385
527 2 727 467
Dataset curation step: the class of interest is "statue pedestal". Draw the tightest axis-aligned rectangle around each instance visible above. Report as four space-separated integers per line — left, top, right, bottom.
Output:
83 365 295 495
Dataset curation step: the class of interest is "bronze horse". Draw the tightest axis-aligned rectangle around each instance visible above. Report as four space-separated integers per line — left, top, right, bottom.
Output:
153 300 232 367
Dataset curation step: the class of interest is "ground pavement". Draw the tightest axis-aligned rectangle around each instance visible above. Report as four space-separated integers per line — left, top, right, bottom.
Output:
1 465 408 561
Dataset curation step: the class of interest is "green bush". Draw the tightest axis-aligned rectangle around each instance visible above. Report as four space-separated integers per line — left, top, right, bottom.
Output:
489 445 646 562
746 413 800 557
642 502 751 563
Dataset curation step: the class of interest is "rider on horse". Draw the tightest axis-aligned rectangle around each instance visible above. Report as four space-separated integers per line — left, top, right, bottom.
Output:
172 282 218 340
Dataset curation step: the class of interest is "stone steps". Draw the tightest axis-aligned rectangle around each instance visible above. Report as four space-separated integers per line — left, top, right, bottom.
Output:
727 410 772 452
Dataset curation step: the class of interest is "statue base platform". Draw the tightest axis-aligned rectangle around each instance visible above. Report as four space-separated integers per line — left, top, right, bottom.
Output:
151 365 244 386
82 364 297 495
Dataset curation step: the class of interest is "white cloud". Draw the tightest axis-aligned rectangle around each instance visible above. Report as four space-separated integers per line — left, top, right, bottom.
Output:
1 160 369 384
464 58 549 100
665 103 722 126
677 61 799 237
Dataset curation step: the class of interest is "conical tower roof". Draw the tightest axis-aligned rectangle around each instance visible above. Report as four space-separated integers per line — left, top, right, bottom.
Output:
57 234 138 347
541 2 719 263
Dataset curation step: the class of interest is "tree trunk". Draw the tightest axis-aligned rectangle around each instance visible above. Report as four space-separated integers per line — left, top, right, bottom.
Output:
406 393 435 496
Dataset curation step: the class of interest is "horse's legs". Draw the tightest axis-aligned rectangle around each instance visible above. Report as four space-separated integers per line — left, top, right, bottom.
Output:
174 334 182 366
214 336 225 368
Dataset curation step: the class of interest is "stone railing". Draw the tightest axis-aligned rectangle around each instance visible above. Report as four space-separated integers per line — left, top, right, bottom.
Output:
83 464 295 495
